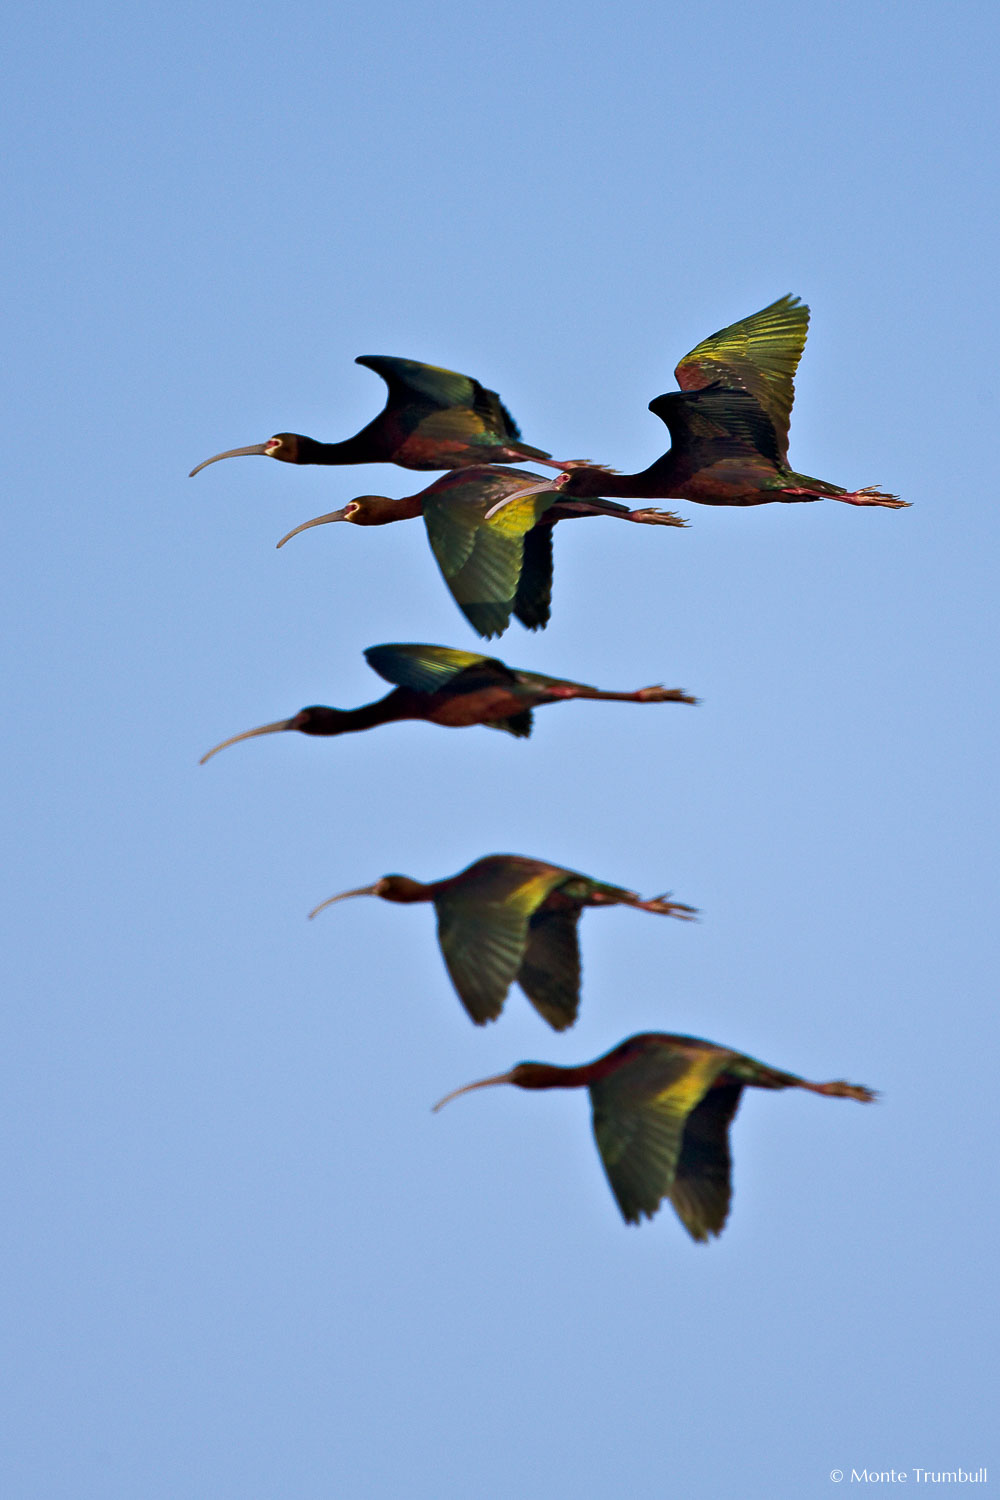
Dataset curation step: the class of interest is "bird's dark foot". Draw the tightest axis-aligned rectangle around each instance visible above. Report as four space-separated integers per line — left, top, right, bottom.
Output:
530 456 598 472
640 894 699 919
637 685 698 705
550 458 612 472
835 486 910 509
812 1080 879 1102
628 507 688 527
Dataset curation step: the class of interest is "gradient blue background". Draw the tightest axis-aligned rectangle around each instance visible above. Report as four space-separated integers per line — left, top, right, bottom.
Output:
4 2 996 1495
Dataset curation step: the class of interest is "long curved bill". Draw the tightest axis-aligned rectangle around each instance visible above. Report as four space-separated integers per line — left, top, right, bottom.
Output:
483 471 570 521
276 509 351 549
199 717 297 764
189 443 274 477
432 1071 517 1113
308 885 382 919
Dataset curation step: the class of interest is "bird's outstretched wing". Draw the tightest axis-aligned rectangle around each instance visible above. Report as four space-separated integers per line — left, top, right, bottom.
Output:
356 356 488 415
668 1082 743 1242
422 469 560 638
590 1044 732 1226
517 906 583 1031
673 295 809 463
648 387 784 471
355 356 548 456
363 642 513 693
434 859 569 1025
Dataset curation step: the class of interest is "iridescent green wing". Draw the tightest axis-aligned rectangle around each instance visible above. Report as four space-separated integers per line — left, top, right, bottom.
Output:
355 357 542 451
356 357 483 416
422 469 559 639
433 859 570 1025
516 905 582 1031
590 1045 732 1225
668 1083 743 1242
673 296 809 462
363 643 511 693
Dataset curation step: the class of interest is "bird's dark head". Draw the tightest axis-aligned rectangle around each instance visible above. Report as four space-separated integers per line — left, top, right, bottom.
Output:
263 432 305 463
505 1062 571 1090
377 874 430 903
340 495 401 526
292 706 351 736
263 432 332 465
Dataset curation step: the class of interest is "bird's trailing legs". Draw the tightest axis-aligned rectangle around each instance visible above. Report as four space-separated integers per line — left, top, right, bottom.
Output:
781 484 909 509
630 893 698 918
623 507 687 526
485 479 686 526
564 684 698 705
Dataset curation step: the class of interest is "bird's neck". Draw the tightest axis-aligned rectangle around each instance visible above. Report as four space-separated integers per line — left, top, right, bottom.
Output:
301 689 424 735
511 1062 593 1091
296 430 389 467
351 492 425 525
379 875 435 904
561 458 678 501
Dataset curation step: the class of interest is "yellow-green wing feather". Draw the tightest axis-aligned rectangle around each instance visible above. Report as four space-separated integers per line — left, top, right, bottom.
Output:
422 470 558 639
363 642 506 693
433 859 570 1025
434 900 529 1023
590 1046 732 1225
674 295 809 462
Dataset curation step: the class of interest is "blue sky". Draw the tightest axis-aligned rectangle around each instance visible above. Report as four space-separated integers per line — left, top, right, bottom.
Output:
4 1 997 1495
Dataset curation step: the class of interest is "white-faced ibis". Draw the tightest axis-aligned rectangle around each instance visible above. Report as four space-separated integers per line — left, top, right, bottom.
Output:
309 855 697 1029
492 297 907 513
274 466 686 639
199 643 696 763
434 1032 877 1239
189 356 565 477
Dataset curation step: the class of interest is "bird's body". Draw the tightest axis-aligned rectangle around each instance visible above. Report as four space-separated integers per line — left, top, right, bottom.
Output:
276 466 685 638
309 854 696 1029
198 643 696 762
549 296 906 510
189 355 558 477
435 1031 877 1239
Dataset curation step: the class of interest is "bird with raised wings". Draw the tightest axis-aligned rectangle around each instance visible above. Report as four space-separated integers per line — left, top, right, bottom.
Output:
189 355 566 476
491 297 906 511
